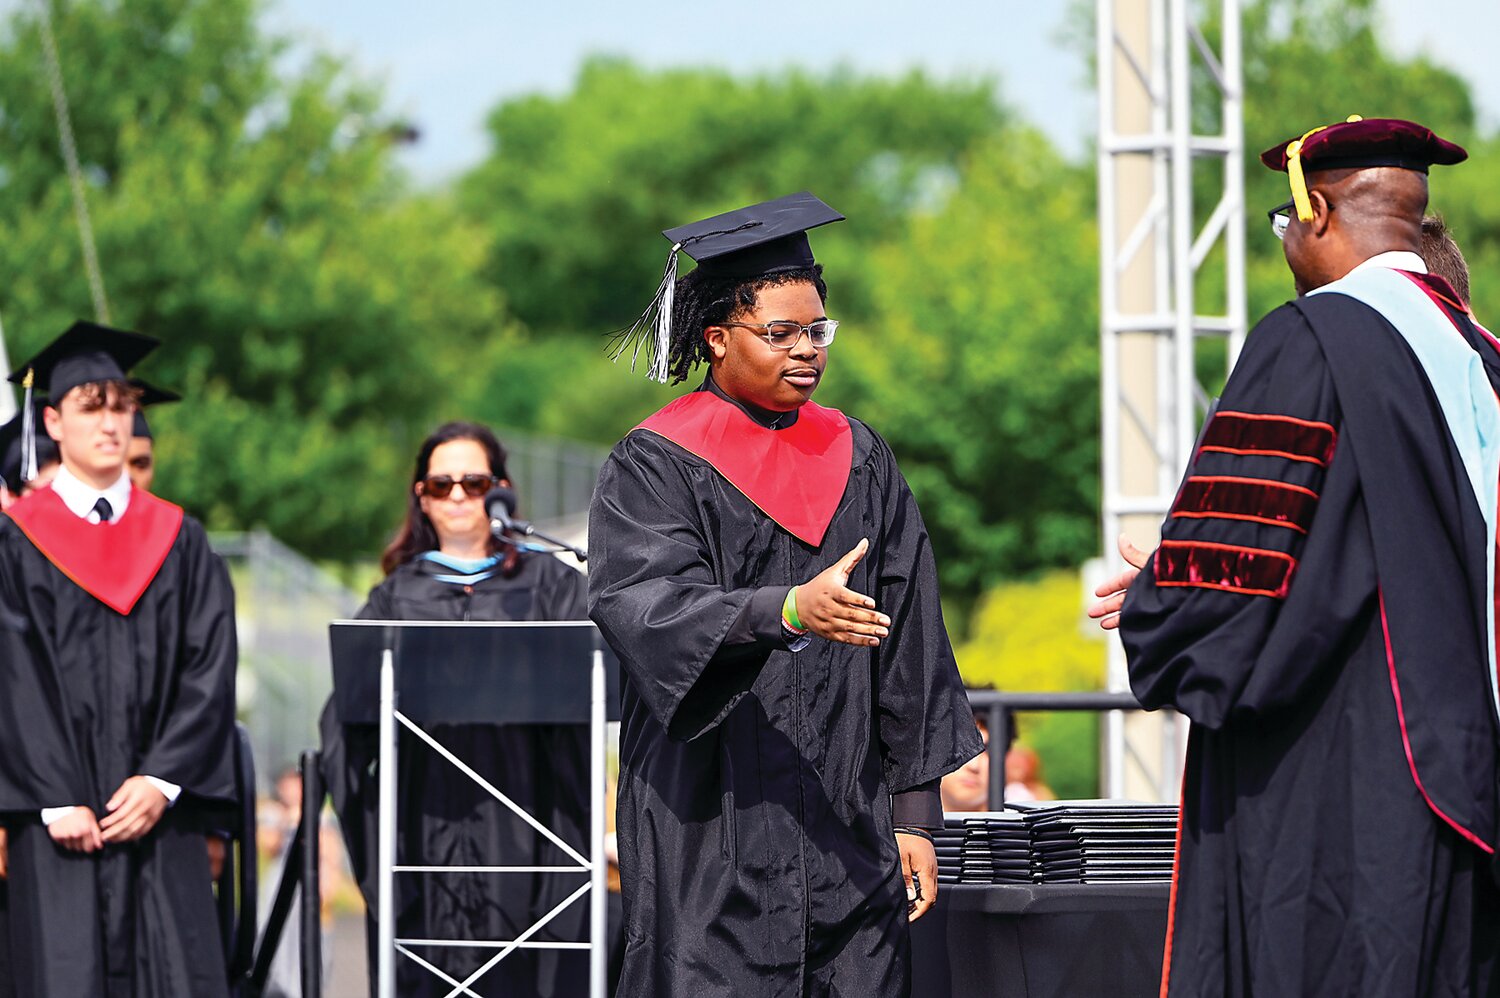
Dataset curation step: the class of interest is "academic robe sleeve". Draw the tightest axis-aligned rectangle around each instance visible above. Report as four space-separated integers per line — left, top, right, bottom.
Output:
137 520 239 802
0 531 85 813
587 431 773 742
1120 304 1363 729
867 431 985 795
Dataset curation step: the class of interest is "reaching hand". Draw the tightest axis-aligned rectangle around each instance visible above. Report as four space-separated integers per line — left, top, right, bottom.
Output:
1086 534 1151 631
48 807 103 853
795 539 891 647
100 776 169 844
897 832 938 922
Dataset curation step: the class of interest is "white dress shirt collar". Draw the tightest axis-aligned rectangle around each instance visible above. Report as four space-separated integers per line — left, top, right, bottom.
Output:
1346 250 1427 278
50 463 132 523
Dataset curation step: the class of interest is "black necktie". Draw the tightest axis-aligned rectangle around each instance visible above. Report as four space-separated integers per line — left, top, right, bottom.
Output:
92 497 113 523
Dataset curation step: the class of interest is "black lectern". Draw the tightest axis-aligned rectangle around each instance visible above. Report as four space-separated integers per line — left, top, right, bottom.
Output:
329 620 619 998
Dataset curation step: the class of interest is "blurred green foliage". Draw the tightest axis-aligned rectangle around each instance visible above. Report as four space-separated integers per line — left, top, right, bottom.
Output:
957 570 1106 797
0 0 1496 619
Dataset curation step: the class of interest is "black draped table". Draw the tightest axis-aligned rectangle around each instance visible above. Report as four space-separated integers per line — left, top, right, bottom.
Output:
909 883 1169 998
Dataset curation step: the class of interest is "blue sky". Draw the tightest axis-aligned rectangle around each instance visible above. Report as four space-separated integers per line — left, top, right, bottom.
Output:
261 0 1500 185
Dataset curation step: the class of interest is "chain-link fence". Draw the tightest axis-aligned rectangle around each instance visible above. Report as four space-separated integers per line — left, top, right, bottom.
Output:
214 531 360 792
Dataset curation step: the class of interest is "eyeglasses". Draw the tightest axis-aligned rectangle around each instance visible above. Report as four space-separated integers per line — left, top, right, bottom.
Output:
722 319 839 350
1267 199 1295 241
418 473 497 499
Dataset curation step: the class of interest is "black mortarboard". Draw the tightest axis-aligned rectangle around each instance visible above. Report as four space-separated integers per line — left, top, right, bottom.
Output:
0 400 58 491
7 320 159 401
610 192 844 382
130 379 181 440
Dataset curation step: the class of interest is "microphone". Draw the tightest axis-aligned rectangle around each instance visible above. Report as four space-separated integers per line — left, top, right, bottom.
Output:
484 485 589 563
485 485 531 536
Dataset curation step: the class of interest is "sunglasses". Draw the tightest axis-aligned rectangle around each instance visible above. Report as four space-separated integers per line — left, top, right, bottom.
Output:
418 473 497 499
1267 199 1295 241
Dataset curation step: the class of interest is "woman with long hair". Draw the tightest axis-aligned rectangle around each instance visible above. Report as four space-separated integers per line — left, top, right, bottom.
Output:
322 421 589 998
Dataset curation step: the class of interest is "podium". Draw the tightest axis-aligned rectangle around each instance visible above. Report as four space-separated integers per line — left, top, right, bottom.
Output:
329 620 620 998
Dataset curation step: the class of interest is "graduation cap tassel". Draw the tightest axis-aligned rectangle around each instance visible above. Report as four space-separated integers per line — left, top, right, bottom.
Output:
608 242 682 384
19 369 36 484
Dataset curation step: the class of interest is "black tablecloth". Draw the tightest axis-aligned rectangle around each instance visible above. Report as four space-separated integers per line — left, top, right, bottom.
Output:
909 883 1169 998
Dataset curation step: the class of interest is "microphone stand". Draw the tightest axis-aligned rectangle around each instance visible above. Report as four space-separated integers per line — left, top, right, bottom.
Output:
490 517 588 564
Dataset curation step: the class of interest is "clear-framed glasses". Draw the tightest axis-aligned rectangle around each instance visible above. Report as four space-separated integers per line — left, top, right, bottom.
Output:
1267 199 1295 241
723 319 839 350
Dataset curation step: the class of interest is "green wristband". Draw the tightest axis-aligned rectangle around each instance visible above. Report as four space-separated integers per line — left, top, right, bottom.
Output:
783 586 806 632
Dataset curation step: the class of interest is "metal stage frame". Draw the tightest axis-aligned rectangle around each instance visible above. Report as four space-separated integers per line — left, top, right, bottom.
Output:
1096 0 1246 798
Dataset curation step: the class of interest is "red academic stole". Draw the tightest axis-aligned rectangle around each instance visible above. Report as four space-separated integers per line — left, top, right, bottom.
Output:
637 392 853 546
5 484 183 615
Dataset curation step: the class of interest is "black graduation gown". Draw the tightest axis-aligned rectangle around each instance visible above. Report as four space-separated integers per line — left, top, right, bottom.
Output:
0 504 238 998
1121 275 1500 997
319 550 591 998
588 398 981 998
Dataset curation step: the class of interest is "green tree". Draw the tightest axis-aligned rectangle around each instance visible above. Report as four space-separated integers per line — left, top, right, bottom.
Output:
0 0 511 558
831 130 1100 598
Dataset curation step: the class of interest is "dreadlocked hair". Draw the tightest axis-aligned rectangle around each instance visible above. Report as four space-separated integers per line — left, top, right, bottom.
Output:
664 264 828 385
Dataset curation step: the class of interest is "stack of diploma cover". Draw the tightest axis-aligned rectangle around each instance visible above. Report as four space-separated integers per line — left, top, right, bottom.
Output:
933 812 1034 885
1013 800 1179 884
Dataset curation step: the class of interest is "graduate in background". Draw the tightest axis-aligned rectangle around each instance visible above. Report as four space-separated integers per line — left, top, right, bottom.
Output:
588 193 981 997
320 420 591 998
126 379 179 493
0 322 239 997
1090 118 1500 994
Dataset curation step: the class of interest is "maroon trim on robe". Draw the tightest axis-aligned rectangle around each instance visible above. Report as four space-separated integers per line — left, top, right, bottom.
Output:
1154 539 1296 599
1399 270 1471 316
1171 475 1320 534
636 392 853 547
1197 409 1338 466
5 484 183 615
1379 589 1495 855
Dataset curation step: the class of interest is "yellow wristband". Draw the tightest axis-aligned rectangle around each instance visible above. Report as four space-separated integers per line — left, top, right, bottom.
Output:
783 586 806 632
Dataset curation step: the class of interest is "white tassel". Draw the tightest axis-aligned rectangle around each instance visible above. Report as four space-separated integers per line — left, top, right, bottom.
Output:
19 370 36 484
609 243 681 383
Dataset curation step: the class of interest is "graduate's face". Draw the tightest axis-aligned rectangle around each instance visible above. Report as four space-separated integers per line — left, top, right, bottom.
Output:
45 383 135 487
127 437 155 492
418 439 508 549
704 280 828 412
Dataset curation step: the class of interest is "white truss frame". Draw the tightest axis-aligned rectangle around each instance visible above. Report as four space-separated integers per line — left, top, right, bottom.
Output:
1097 0 1246 796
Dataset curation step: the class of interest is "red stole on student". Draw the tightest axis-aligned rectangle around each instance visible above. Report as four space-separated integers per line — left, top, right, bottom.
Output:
5 484 183 615
637 391 853 547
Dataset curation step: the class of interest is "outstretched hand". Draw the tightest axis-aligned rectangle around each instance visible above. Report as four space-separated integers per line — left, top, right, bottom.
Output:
1086 535 1151 631
795 539 891 647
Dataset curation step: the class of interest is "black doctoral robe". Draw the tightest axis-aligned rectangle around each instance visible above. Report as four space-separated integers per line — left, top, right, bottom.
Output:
588 385 981 998
0 490 239 998
319 549 592 998
1121 270 1500 996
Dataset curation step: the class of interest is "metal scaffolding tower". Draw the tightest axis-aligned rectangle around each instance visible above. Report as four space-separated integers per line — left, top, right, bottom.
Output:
1096 0 1246 798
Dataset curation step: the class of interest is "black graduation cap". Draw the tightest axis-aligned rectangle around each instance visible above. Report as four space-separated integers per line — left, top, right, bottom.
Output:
7 320 159 401
0 400 58 491
130 379 181 440
610 192 845 382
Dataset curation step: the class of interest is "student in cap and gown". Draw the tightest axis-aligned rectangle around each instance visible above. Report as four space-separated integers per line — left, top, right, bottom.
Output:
588 193 981 997
1091 118 1500 994
319 420 591 998
126 379 179 493
0 322 239 998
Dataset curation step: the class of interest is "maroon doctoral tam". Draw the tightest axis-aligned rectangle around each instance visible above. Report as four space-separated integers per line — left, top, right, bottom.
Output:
1259 116 1468 173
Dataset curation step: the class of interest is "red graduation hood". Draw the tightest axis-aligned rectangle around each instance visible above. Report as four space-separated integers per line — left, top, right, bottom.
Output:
637 391 853 547
5 483 183 615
